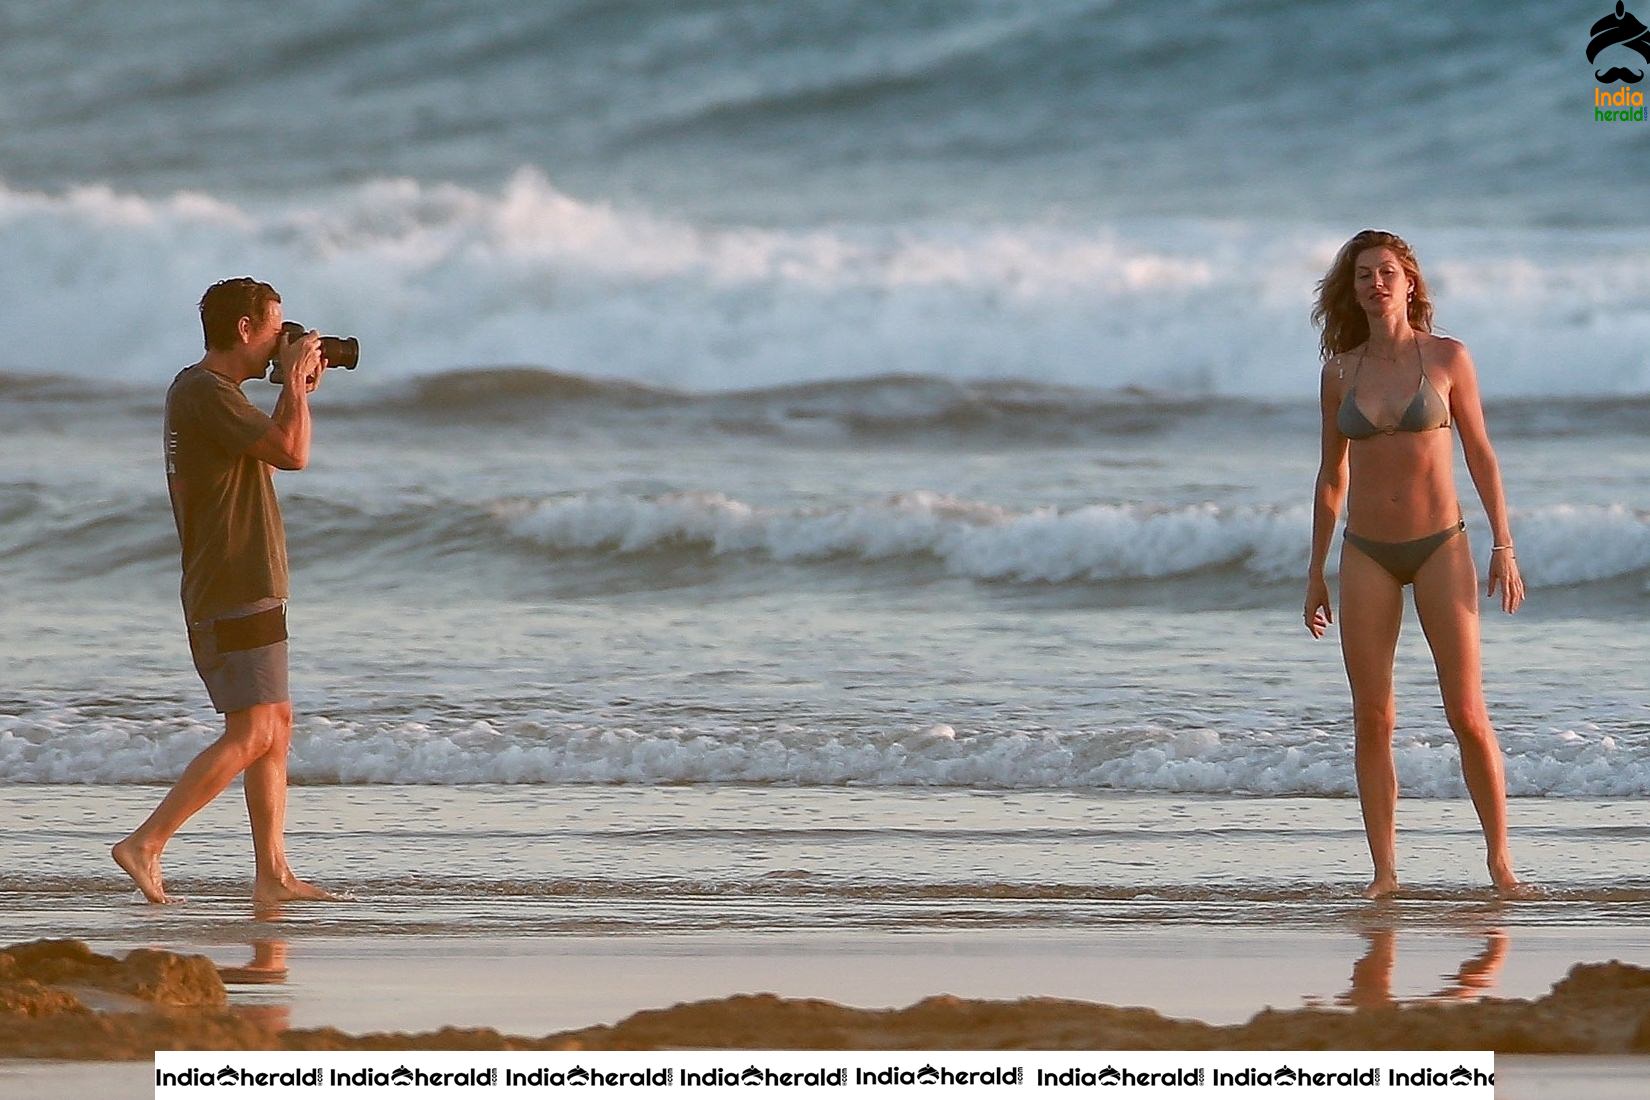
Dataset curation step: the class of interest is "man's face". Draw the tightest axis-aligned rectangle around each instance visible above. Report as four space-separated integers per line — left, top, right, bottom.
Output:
243 301 284 362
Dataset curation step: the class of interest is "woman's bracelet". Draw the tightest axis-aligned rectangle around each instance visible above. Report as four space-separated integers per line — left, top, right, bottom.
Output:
1491 543 1515 555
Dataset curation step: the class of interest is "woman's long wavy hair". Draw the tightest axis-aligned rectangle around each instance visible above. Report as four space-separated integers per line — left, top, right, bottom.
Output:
1311 229 1434 361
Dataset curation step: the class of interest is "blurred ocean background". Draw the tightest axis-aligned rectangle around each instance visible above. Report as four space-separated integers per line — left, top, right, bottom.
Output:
2 1 1648 924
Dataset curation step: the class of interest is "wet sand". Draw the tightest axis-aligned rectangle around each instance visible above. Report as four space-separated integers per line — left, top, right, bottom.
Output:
116 927 1650 1036
5 939 1650 1058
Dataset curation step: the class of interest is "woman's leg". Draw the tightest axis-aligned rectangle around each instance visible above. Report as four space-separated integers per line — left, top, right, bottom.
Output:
1338 542 1406 897
1410 534 1523 894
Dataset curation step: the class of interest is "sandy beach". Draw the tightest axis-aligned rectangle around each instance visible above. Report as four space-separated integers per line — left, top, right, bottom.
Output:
6 6 1650 1100
5 785 1650 1095
4 937 1650 1100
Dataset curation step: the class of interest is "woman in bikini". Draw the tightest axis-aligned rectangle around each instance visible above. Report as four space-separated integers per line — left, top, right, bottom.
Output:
1304 229 1526 899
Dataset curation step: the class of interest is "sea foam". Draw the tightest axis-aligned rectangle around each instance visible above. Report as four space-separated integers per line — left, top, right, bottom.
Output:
2 709 1644 797
2 174 1648 400
504 493 1650 588
8 483 1650 590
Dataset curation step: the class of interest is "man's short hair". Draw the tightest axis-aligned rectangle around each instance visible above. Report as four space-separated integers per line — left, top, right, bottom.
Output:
199 278 281 351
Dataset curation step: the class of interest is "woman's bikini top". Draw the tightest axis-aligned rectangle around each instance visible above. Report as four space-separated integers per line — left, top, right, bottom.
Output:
1336 334 1450 440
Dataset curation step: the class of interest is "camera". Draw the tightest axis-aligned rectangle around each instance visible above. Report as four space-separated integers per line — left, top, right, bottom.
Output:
267 321 360 383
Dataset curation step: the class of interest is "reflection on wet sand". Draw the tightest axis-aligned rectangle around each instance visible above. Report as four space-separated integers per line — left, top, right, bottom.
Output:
218 938 291 1033
4 935 1650 1055
217 940 288 985
1333 928 1508 1011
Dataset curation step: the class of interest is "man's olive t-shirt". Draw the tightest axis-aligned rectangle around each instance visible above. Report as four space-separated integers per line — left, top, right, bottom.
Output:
164 366 288 623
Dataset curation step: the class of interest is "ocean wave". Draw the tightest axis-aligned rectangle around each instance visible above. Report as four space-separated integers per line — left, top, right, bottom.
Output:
503 494 1650 589
13 364 1650 445
392 367 681 416
7 484 1650 592
2 711 1644 797
0 490 176 579
3 174 1649 401
0 372 108 402
0 3 1607 231
503 492 1308 583
376 370 1650 441
361 369 1231 441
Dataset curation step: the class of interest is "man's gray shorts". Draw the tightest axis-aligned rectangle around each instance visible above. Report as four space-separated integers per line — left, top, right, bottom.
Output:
188 600 290 714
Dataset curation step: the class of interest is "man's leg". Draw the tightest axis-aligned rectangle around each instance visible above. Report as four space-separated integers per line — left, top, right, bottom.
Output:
244 702 293 892
112 702 285 903
244 703 334 904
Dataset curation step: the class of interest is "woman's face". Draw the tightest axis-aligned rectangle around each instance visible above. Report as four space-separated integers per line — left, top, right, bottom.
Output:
1352 246 1411 317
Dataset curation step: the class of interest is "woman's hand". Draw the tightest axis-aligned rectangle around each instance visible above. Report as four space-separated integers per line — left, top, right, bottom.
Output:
1304 573 1333 637
1487 547 1524 613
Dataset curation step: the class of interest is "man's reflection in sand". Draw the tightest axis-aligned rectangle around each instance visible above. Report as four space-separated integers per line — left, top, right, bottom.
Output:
218 939 288 984
218 938 291 1032
1337 928 1508 1010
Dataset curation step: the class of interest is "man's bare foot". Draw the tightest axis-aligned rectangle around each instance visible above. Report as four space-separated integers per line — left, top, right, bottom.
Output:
253 875 340 906
1361 876 1400 900
111 838 171 904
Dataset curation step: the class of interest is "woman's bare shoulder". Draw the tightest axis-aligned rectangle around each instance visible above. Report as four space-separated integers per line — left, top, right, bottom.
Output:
1422 333 1473 375
1322 345 1365 380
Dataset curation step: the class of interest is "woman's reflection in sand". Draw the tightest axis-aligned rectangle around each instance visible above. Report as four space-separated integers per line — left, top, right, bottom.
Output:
1338 928 1508 1010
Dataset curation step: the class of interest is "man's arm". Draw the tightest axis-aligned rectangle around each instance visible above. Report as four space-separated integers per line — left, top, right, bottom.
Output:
245 331 323 470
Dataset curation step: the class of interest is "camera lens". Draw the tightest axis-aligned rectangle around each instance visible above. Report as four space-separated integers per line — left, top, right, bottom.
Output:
319 336 360 370
267 324 361 381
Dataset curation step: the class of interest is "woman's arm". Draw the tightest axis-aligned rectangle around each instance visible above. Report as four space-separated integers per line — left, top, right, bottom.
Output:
1306 359 1350 636
1445 341 1525 613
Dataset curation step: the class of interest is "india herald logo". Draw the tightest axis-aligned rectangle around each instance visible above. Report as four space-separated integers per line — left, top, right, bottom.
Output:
1590 2 1650 83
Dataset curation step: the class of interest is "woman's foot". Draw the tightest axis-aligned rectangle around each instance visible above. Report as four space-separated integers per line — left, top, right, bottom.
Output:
1490 861 1537 899
1361 875 1400 900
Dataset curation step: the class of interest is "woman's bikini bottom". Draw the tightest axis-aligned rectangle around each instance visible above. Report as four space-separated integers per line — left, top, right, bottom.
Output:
1343 519 1465 587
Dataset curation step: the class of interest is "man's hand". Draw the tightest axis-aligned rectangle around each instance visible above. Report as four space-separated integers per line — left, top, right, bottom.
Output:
278 329 324 394
250 328 321 469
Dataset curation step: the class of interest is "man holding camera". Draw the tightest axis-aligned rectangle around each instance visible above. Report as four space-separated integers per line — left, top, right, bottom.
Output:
113 278 336 905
